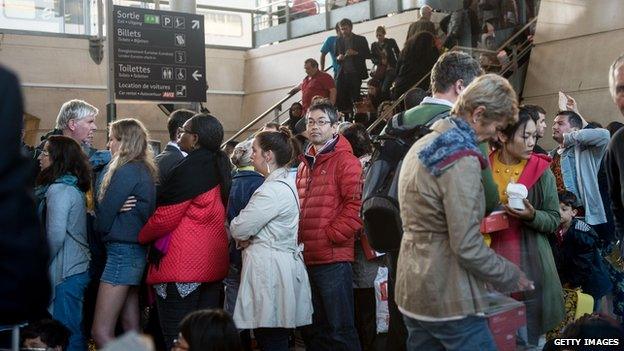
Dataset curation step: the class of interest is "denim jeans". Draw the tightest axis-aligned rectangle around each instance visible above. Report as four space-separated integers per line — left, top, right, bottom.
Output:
403 315 497 351
302 262 361 351
223 265 241 316
52 271 90 351
254 328 290 351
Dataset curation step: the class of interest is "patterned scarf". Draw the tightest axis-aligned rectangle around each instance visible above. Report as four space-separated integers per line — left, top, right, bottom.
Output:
418 117 487 177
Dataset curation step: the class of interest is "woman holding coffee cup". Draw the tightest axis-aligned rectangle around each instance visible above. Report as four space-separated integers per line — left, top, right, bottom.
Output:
490 106 564 347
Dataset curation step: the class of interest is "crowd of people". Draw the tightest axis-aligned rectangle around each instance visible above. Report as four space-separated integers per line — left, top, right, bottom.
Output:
3 5 624 351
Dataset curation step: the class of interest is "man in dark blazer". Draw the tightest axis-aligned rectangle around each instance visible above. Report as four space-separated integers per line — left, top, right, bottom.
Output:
0 65 50 326
155 109 195 183
335 18 370 115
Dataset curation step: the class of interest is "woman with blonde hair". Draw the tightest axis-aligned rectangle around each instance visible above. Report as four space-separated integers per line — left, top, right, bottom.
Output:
92 118 157 347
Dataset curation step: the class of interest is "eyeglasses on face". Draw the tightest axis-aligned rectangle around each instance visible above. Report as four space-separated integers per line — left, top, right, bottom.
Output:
306 119 332 127
41 150 50 157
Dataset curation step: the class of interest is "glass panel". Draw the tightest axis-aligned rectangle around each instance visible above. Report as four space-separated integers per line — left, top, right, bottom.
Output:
198 7 252 48
327 0 366 11
0 0 95 34
254 0 327 31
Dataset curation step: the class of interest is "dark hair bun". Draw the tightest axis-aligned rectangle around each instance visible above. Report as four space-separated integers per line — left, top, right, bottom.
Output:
278 126 293 139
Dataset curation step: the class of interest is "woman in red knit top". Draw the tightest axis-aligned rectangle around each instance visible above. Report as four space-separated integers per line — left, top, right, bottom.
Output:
138 114 232 349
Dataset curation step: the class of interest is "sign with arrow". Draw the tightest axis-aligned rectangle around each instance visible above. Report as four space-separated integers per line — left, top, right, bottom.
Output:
112 5 207 102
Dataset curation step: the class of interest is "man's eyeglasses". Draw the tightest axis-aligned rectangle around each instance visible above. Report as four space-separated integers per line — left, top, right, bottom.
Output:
306 119 332 127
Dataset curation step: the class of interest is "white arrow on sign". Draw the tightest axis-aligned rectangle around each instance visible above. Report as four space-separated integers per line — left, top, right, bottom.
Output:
192 20 200 29
192 70 203 81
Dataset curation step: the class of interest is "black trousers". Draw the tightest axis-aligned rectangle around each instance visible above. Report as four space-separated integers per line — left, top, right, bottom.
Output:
354 287 377 351
254 328 290 351
156 281 222 349
385 251 407 351
336 71 362 114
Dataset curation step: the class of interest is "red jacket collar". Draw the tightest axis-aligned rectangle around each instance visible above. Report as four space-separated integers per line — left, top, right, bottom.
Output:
300 135 354 167
489 152 552 190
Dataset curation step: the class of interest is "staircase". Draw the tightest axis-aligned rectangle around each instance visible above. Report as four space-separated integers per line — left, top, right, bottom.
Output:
220 17 537 147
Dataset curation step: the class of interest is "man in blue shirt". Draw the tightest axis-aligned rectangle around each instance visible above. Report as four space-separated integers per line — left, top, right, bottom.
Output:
320 23 341 77
551 110 610 228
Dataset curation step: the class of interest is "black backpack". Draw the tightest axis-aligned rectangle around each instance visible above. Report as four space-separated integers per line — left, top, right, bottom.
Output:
361 109 449 252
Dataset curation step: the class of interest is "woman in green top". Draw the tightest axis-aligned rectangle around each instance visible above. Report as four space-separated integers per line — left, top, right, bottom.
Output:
490 106 565 346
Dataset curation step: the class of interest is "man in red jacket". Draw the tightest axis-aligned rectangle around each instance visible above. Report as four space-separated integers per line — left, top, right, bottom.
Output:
296 100 362 350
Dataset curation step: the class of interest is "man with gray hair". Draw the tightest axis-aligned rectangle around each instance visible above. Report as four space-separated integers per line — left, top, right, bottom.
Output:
406 5 436 40
35 99 110 171
55 99 98 147
605 54 624 255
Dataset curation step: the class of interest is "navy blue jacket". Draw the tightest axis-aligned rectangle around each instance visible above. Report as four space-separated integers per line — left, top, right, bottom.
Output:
227 169 264 269
227 169 264 222
552 219 612 299
95 162 156 243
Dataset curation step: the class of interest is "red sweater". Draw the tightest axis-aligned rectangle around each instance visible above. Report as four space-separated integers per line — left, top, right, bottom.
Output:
138 187 229 284
296 135 363 265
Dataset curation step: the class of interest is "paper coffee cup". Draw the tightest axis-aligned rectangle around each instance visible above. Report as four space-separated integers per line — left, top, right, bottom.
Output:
507 183 528 210
508 196 525 210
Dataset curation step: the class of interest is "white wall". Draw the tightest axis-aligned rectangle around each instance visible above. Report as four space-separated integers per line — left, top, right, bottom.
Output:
0 7 432 147
240 8 441 134
523 0 624 149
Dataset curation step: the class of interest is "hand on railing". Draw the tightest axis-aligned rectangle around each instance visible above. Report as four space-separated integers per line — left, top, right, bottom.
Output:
288 86 301 95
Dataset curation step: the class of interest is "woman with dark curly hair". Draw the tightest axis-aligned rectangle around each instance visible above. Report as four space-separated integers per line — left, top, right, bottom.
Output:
35 135 92 351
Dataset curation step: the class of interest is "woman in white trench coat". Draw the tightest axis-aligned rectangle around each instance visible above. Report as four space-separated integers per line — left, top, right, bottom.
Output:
230 128 313 351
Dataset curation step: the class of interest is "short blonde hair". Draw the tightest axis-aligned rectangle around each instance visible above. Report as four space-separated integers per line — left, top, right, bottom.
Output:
452 74 518 126
376 26 386 35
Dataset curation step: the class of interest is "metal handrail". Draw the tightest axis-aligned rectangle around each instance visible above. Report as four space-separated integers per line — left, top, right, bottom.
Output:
496 17 537 53
221 93 296 148
499 40 534 77
366 18 538 133
221 65 333 147
253 0 323 30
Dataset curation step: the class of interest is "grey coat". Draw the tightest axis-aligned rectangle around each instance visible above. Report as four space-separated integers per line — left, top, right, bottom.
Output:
45 183 90 290
551 128 610 225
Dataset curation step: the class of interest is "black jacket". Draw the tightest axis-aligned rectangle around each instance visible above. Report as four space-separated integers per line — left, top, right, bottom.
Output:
335 33 371 80
606 128 624 244
551 219 612 299
0 66 51 324
371 38 400 68
155 143 185 184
